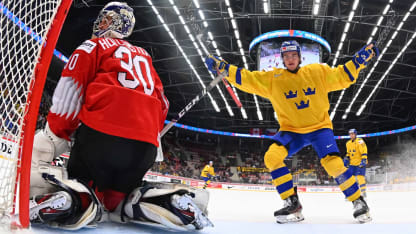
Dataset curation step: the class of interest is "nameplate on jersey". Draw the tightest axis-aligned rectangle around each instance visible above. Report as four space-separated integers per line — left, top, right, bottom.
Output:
77 40 97 54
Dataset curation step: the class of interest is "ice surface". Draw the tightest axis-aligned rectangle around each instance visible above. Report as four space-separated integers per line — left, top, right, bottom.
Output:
21 189 416 234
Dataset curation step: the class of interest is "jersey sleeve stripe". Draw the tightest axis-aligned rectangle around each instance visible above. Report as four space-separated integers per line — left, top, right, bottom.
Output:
343 65 355 82
236 67 243 85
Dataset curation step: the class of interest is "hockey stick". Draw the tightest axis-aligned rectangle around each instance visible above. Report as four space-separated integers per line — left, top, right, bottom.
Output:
222 78 242 108
195 34 242 108
160 71 226 137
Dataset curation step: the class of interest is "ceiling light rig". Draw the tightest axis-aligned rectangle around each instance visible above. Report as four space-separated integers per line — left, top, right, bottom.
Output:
356 36 415 116
167 0 235 117
147 0 220 112
263 0 269 14
225 0 263 121
342 1 403 119
189 0 250 118
313 0 321 16
338 1 416 118
329 0 359 120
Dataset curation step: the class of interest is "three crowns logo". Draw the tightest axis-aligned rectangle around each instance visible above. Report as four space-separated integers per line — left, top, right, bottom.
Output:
295 100 309 109
303 87 316 96
284 90 297 99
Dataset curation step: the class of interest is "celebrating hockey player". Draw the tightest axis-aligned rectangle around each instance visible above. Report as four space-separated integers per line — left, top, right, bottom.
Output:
29 2 212 231
344 129 368 198
200 161 216 189
205 40 378 223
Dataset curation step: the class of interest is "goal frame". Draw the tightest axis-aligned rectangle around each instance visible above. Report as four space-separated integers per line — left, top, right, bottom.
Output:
14 0 73 228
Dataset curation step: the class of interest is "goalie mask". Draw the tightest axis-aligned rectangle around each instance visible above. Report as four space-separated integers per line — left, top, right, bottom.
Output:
92 2 135 39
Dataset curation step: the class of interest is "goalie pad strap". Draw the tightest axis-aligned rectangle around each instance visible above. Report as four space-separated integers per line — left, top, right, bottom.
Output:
40 174 102 230
128 185 155 223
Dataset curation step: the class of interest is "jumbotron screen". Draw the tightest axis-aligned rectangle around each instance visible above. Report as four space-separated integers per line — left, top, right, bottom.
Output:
258 41 321 71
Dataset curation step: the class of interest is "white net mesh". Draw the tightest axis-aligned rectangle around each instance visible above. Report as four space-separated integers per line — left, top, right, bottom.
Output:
0 0 62 219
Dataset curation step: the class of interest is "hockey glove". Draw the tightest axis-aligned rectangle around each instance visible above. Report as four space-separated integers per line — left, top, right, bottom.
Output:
359 158 367 168
343 157 350 167
352 41 379 68
205 55 229 76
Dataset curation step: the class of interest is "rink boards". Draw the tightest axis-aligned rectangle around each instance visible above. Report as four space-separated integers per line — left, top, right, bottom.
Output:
144 171 416 193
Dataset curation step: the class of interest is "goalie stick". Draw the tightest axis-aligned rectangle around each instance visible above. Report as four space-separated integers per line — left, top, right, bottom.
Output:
160 71 226 137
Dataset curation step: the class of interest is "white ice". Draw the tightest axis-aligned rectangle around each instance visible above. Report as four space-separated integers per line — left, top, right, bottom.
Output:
23 189 416 234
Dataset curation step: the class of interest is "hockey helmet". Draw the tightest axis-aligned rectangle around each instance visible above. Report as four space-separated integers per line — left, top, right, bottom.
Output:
349 129 357 134
93 2 135 39
280 40 302 60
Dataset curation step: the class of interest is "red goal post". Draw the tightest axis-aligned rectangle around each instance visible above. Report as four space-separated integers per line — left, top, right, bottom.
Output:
0 0 72 228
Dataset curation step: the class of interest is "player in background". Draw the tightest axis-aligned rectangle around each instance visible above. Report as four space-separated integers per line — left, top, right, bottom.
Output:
29 2 212 231
200 161 216 189
205 40 378 223
344 129 368 198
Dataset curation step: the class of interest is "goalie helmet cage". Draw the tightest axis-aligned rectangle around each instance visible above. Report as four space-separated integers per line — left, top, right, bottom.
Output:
0 0 72 228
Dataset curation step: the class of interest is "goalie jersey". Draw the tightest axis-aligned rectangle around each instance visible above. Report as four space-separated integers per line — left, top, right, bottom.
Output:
346 138 368 166
47 38 169 147
225 61 364 133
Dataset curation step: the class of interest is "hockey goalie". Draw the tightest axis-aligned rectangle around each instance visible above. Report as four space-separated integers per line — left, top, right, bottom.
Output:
29 2 212 231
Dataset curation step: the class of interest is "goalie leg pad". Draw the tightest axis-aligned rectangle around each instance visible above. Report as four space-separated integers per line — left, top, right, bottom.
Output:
144 182 210 214
30 173 103 230
110 183 212 231
30 163 68 198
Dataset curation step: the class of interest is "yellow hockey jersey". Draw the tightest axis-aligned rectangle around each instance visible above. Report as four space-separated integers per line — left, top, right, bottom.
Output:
346 137 368 166
225 60 365 133
200 165 215 177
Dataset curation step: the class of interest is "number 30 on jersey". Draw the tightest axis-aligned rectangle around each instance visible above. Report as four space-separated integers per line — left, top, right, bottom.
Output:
114 46 155 95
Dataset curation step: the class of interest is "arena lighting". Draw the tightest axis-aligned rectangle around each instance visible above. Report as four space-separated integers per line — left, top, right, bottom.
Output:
147 0 220 112
351 1 416 118
226 2 264 121
341 2 394 120
6 0 412 141
263 0 269 14
331 0 359 69
329 0 359 119
357 30 416 116
253 95 263 120
189 1 252 118
168 1 235 116
313 0 320 15
164 120 416 139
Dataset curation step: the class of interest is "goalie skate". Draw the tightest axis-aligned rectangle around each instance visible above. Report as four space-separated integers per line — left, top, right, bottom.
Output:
171 193 214 229
29 191 72 222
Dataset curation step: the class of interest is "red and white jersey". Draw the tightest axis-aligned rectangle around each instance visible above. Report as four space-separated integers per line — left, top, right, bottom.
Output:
47 37 169 147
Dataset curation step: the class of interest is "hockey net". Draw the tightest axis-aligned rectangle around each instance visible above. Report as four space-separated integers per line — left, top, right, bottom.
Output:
0 0 72 228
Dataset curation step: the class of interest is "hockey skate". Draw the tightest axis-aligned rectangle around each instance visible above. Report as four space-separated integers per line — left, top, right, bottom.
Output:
352 196 372 223
29 191 72 223
274 188 304 224
171 193 214 229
